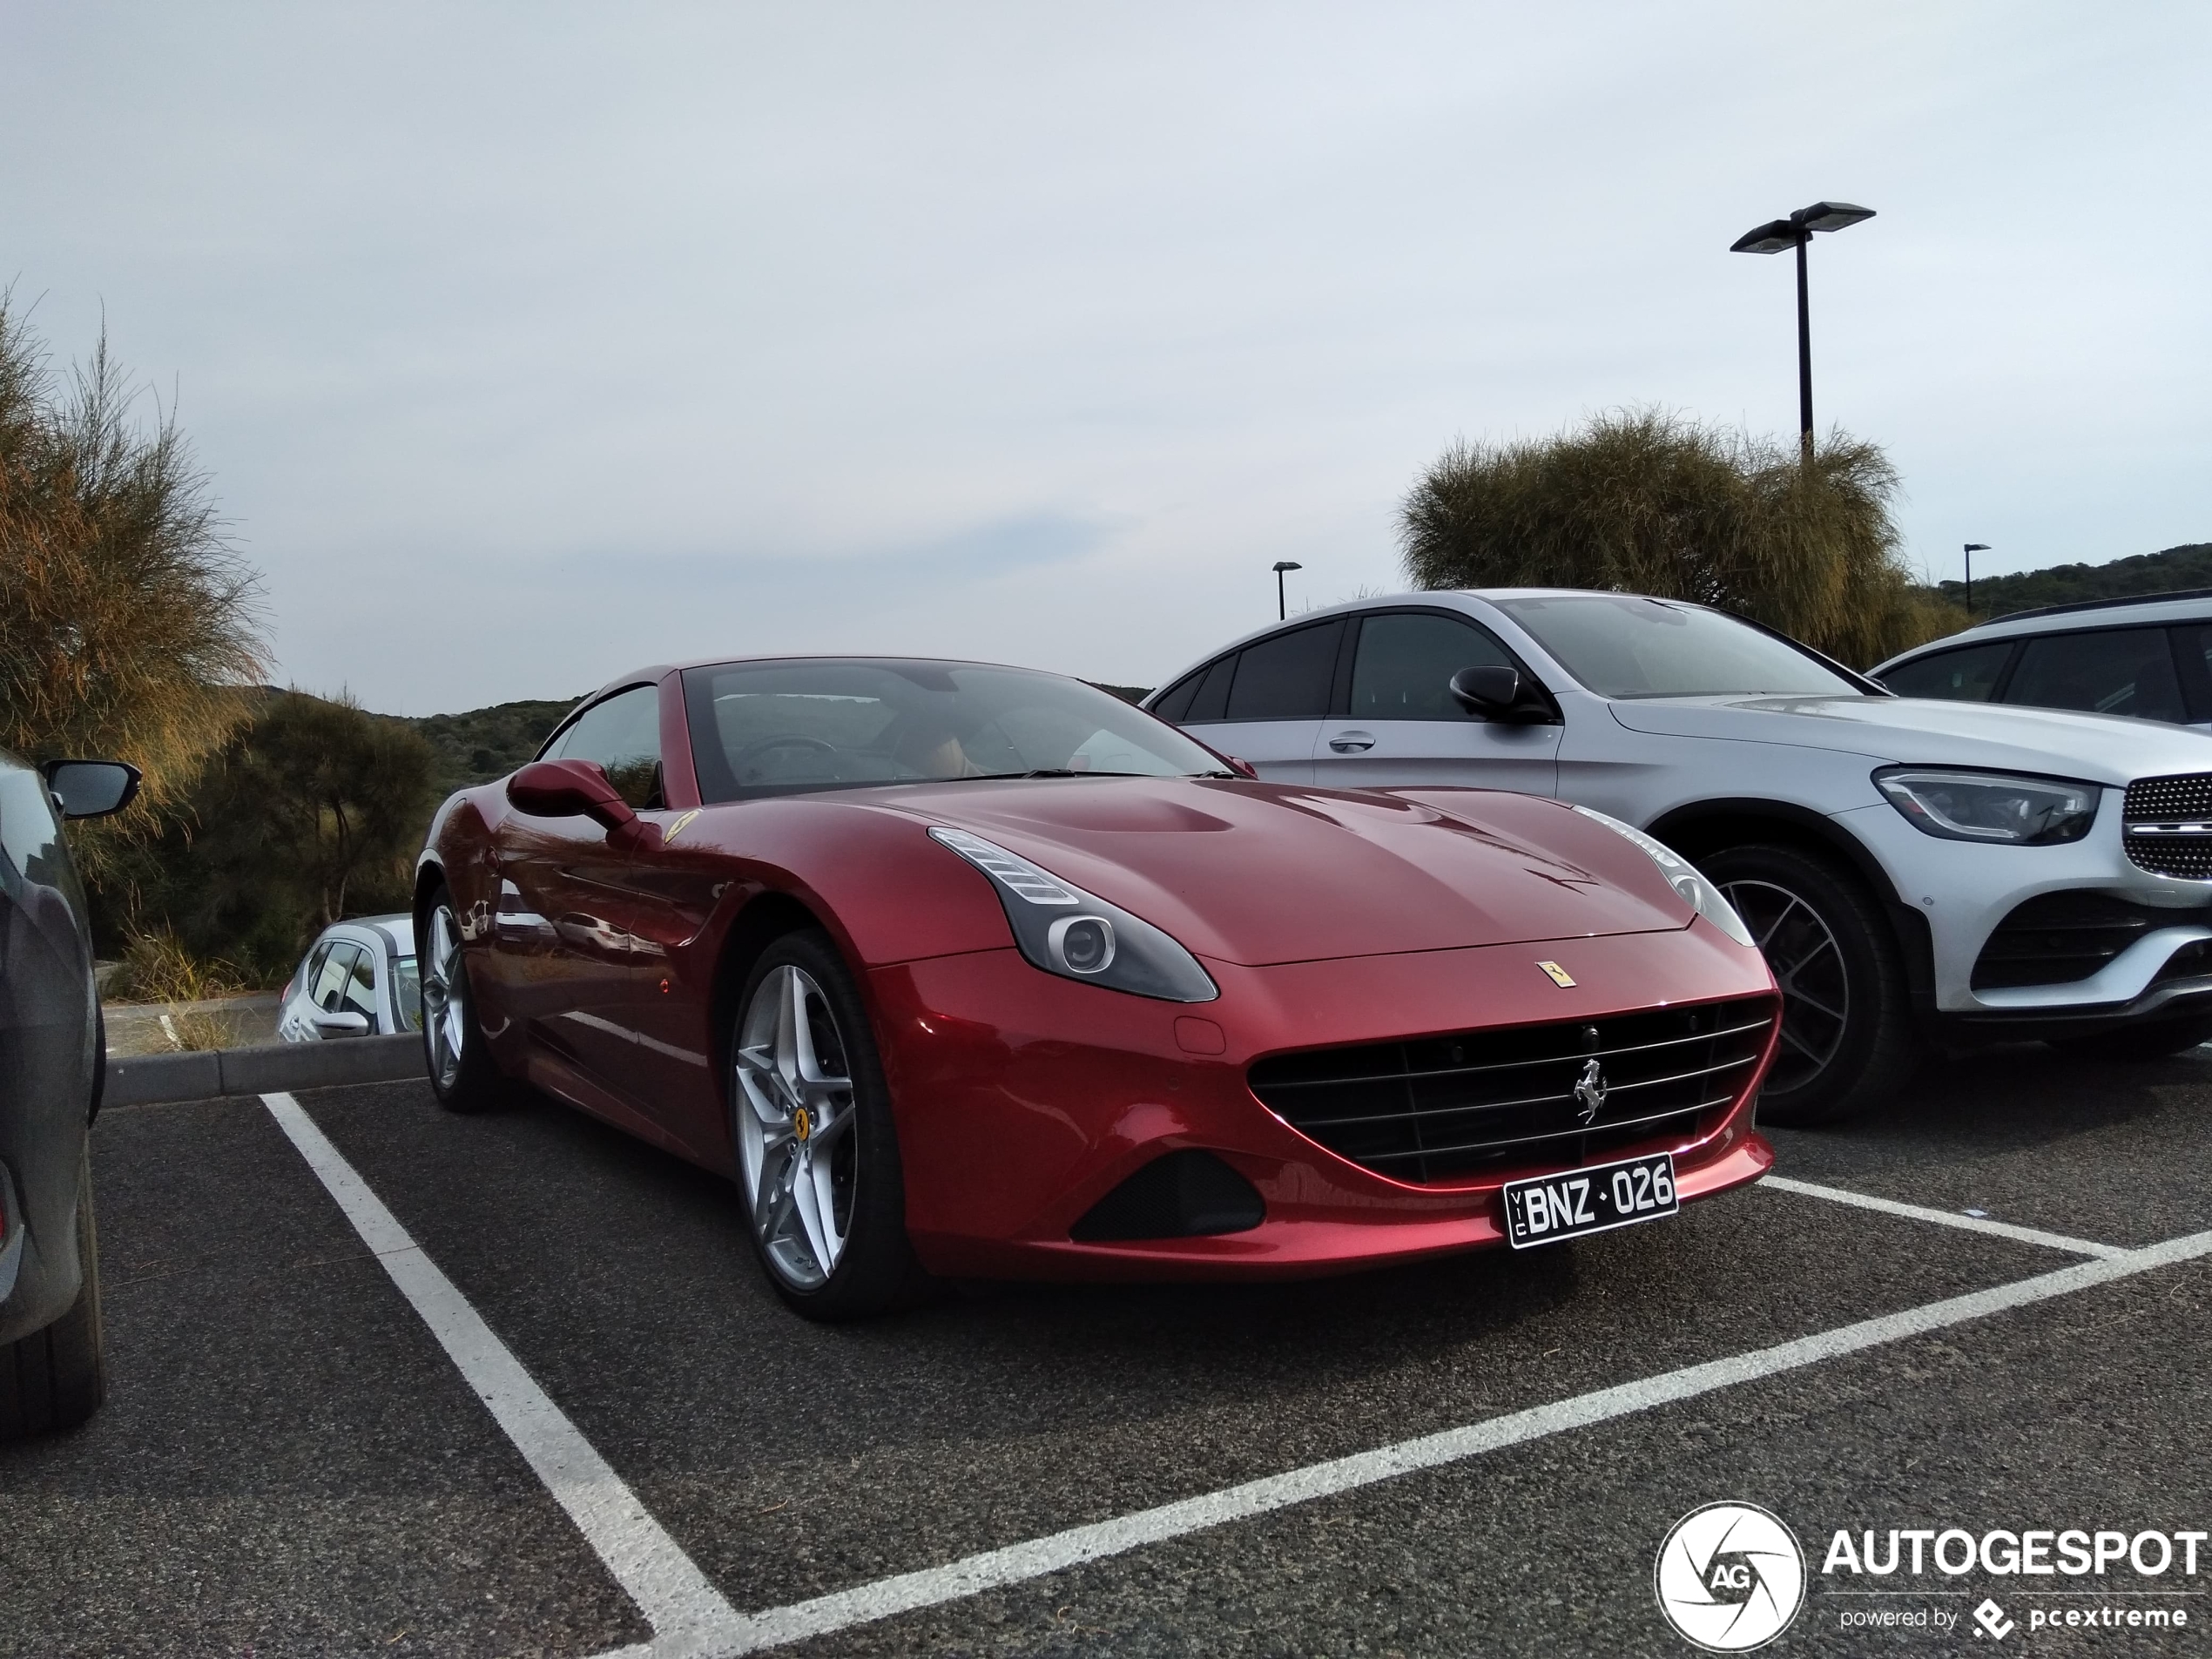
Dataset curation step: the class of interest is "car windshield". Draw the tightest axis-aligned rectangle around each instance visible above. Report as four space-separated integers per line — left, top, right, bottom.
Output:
682 659 1229 802
1494 594 1862 699
392 955 421 1031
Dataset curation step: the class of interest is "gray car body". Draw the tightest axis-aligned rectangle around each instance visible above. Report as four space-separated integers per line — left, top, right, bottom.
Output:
0 752 101 1346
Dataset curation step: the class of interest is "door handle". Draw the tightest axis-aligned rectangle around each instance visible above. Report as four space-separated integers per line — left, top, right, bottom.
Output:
1328 732 1376 753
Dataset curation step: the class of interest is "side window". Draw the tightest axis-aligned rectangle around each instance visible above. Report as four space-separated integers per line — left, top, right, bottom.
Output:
1224 620 1345 720
552 684 664 808
0 761 75 906
1184 655 1237 723
1878 641 2014 702
1349 612 1516 721
1150 671 1205 724
313 942 360 1013
297 941 334 999
341 948 380 1028
2004 628 2185 725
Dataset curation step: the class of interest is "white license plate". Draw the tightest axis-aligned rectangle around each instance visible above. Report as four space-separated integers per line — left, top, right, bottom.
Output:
1501 1152 1679 1249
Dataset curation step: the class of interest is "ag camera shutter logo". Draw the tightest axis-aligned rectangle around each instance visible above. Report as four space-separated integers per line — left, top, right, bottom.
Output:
1655 1502 1806 1651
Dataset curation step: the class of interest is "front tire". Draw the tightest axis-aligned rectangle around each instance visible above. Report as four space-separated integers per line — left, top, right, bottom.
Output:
1699 843 1920 1127
0 1150 106 1439
729 930 915 1320
418 885 508 1113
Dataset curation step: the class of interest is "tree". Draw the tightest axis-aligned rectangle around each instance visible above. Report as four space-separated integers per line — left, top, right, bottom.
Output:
0 298 267 846
1399 408 1959 667
152 692 440 977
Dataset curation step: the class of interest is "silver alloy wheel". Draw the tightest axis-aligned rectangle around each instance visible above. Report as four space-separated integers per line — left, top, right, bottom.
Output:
733 963 857 1290
1716 877 1850 1094
421 904 469 1092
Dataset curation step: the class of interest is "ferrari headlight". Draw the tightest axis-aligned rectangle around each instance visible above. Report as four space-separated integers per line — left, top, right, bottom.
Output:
1873 767 2099 845
1570 806 1757 949
928 826 1219 1002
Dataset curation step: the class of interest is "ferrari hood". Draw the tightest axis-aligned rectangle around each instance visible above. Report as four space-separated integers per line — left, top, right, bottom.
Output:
875 777 1692 967
1605 694 2212 785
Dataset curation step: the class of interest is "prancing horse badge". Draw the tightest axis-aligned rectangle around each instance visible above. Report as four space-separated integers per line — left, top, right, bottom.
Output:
1535 960 1575 988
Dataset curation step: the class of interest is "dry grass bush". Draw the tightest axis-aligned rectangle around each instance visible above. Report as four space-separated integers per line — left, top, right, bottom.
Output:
0 296 269 883
108 926 248 1049
1399 408 1965 667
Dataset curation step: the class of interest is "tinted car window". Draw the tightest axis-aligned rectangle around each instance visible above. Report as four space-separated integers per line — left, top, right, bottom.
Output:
1224 620 1344 720
1183 656 1237 723
1880 641 2013 702
2003 628 2184 723
553 684 664 808
1150 671 1204 724
1350 613 1514 720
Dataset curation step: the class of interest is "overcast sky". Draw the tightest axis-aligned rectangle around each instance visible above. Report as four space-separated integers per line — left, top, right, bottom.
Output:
5 3 2208 714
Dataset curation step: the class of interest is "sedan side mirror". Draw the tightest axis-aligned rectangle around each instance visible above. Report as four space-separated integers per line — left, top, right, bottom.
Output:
508 759 661 851
42 759 142 819
310 1009 372 1037
1448 665 1559 724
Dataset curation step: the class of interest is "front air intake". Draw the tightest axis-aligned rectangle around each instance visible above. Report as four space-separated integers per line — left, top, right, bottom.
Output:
1070 1150 1265 1242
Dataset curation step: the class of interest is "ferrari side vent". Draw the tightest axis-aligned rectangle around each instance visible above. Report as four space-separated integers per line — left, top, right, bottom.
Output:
1070 1150 1265 1242
1249 996 1774 1186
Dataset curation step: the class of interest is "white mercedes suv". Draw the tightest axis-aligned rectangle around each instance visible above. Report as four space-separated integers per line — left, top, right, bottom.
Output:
1146 590 2212 1124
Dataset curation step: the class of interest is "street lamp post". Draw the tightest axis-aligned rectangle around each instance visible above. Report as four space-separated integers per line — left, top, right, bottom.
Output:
1272 561 1301 621
1964 543 1990 620
1730 201 1877 461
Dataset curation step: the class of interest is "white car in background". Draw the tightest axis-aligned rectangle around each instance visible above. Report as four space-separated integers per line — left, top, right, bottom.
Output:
1871 589 2212 732
1148 590 2212 1124
276 915 421 1042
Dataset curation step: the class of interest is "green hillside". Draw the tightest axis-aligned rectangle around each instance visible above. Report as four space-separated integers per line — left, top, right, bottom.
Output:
1928 543 2212 620
401 697 581 798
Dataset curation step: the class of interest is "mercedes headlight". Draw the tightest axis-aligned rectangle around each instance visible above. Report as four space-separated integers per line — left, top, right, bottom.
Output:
1570 806 1757 948
929 827 1219 1002
1873 767 2099 845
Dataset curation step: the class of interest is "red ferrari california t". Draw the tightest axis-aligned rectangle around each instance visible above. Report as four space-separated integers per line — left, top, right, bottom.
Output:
415 658 1779 1318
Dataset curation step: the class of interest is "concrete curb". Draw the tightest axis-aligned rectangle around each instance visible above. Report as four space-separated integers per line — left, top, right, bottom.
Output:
105 1033 425 1107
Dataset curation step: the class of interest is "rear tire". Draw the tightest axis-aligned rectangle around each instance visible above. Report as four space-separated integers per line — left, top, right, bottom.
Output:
418 884 509 1113
728 929 917 1321
1698 843 1920 1127
2049 1015 2212 1062
0 1150 106 1439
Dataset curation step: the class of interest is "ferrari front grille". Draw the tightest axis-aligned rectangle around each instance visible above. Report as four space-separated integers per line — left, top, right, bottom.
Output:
1247 996 1775 1186
2125 773 2212 880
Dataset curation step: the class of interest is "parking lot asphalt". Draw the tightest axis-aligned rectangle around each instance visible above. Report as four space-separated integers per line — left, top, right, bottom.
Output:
3 1042 2208 1657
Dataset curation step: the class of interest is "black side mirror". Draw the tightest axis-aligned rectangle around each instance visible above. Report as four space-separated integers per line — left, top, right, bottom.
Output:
42 759 142 819
1448 665 1558 723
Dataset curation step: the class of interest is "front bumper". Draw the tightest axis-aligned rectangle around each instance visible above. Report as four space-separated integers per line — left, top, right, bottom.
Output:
1836 799 2212 1024
869 921 1777 1281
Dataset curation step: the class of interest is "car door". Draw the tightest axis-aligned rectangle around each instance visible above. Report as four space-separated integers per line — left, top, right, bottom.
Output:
1168 618 1345 782
492 683 668 1095
1998 626 2188 725
1312 609 1562 795
278 941 334 1041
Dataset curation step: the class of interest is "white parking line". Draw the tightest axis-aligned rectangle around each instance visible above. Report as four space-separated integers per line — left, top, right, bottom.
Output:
1759 1174 2130 1258
257 1092 740 1652
597 1224 2212 1659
